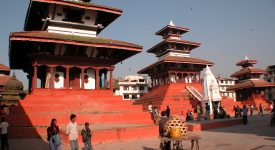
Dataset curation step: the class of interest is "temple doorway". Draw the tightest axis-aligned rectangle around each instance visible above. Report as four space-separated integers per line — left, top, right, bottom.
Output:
69 67 81 89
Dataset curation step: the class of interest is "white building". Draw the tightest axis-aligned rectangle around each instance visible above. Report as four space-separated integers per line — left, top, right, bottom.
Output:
216 77 236 100
202 66 222 114
265 65 275 101
115 75 149 100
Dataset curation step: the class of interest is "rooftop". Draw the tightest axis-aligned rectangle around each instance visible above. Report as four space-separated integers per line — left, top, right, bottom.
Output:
231 67 266 78
0 64 10 71
236 58 257 67
24 0 123 33
10 31 142 51
147 38 201 53
227 79 275 91
0 75 11 86
138 56 214 74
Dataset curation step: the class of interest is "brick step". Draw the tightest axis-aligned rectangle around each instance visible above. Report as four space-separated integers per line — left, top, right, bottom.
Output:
23 96 124 102
30 89 114 96
19 99 136 106
10 105 145 114
7 112 153 126
9 124 158 144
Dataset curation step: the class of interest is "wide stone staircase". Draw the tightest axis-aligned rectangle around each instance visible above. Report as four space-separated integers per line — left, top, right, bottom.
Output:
134 83 202 116
7 89 157 144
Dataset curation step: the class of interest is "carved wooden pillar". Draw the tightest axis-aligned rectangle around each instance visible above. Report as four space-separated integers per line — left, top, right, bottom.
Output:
95 69 99 90
50 67 54 89
109 70 113 91
32 66 37 89
81 67 85 89
66 67 70 89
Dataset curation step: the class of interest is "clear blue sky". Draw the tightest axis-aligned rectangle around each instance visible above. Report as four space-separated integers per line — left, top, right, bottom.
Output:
0 0 275 89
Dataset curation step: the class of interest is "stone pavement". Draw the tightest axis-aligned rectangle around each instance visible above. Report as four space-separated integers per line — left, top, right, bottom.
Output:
8 114 275 150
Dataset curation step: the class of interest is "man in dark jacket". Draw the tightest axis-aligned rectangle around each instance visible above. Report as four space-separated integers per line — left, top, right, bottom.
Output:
81 122 92 150
166 106 170 117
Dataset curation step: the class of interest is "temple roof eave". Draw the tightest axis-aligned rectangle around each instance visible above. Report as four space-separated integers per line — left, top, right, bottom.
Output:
147 39 201 53
9 31 142 69
138 56 214 74
9 31 142 51
227 79 275 91
155 25 190 36
231 67 267 78
24 0 123 33
236 59 257 66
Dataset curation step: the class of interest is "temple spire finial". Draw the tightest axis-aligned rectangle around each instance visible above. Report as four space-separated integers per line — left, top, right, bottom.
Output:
169 20 175 26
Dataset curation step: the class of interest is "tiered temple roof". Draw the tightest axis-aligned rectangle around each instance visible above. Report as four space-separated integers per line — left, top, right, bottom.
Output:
138 21 213 74
228 57 274 90
24 0 123 33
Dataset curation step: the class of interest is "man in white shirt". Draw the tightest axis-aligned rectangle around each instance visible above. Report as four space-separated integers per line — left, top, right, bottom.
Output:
148 102 153 113
0 117 9 150
66 114 78 150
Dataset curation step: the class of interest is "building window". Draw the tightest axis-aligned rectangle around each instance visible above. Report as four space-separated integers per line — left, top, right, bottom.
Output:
124 95 129 99
139 79 145 82
123 86 129 91
139 86 145 91
132 86 137 91
132 95 137 99
63 8 84 23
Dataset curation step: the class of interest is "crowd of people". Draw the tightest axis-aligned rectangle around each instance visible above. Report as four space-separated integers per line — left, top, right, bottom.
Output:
148 102 275 126
46 114 93 150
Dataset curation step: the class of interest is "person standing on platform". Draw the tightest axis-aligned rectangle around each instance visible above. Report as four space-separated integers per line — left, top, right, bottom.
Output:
81 122 92 150
242 105 248 125
258 103 264 117
237 106 242 117
196 104 201 121
47 119 61 150
159 111 170 150
233 106 238 118
270 102 273 113
205 103 210 120
180 111 186 123
249 105 254 116
152 107 160 125
213 106 218 119
166 106 170 118
148 102 153 113
66 114 78 150
0 117 9 150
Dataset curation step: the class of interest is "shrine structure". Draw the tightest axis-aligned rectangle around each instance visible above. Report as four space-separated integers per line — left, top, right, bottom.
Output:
226 57 274 108
7 0 157 144
135 21 214 115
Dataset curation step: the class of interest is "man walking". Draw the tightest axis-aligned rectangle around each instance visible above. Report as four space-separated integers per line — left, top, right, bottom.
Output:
205 103 210 120
81 122 92 150
258 103 264 117
66 114 78 150
0 117 9 150
165 106 170 118
249 105 254 116
196 104 201 121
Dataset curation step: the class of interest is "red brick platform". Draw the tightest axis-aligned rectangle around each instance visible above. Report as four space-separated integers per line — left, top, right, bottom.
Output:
7 89 157 143
187 118 243 131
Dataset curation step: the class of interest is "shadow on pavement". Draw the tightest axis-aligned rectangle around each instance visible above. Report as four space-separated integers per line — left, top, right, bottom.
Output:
207 114 275 140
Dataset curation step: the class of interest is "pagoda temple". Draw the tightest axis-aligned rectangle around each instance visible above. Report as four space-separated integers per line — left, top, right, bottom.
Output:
228 57 275 103
7 0 157 144
0 64 25 106
135 21 214 115
9 0 142 92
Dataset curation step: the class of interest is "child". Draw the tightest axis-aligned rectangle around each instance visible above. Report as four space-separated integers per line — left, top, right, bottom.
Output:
81 122 92 150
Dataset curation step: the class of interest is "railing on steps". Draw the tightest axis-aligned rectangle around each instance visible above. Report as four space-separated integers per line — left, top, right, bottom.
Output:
186 86 202 101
